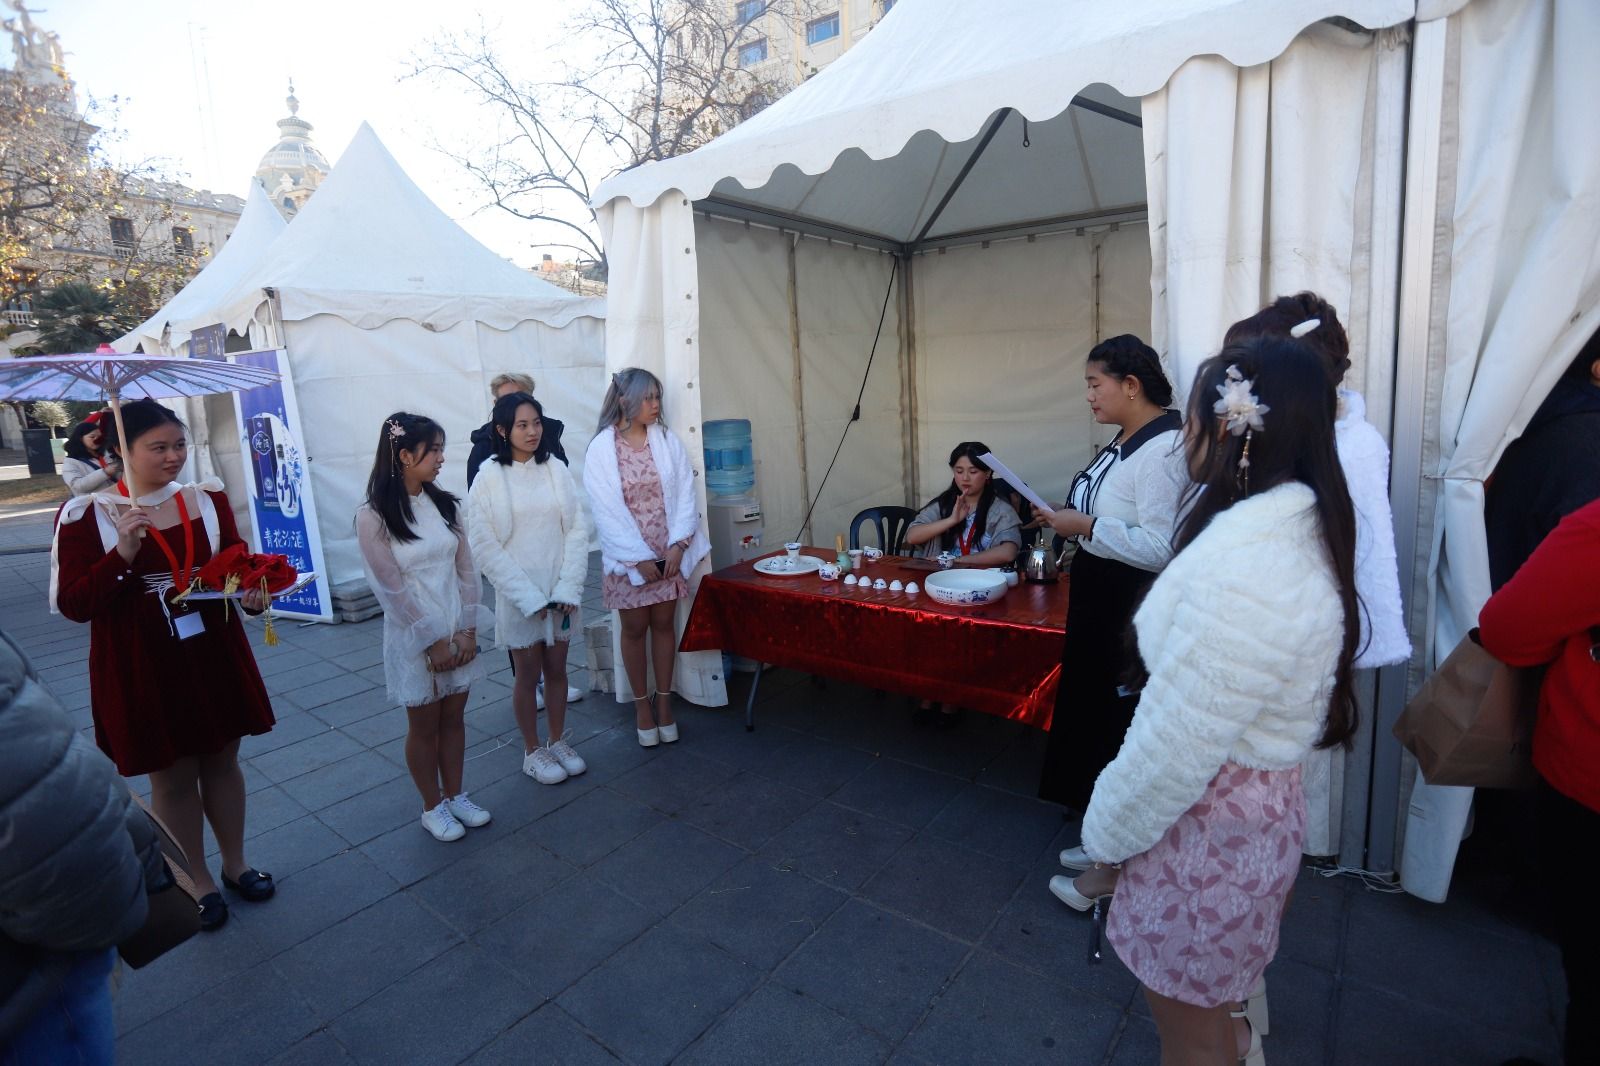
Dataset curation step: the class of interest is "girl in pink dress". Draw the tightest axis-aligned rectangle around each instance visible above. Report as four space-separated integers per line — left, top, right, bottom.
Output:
583 368 711 747
1077 337 1362 1065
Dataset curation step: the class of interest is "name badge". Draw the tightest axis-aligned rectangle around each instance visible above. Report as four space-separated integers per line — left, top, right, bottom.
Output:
173 612 206 641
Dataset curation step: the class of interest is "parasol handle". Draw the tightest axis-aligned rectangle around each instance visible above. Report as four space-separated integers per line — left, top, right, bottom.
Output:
107 390 140 504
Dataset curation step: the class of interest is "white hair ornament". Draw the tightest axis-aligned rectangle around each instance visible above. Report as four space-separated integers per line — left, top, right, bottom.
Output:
1289 317 1321 339
1213 364 1268 494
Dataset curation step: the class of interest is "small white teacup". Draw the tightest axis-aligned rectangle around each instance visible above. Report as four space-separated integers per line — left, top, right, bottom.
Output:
863 547 884 562
844 574 859 585
818 562 841 581
785 541 803 560
888 579 904 591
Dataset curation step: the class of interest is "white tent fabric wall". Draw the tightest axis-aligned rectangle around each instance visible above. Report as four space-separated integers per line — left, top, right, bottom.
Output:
1398 0 1600 901
248 312 606 590
1143 21 1410 862
597 196 728 708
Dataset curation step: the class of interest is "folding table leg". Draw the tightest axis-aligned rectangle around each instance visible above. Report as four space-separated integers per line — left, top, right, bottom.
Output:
745 662 764 732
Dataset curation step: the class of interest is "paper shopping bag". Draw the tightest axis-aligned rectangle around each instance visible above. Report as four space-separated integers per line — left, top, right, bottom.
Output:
1392 629 1539 790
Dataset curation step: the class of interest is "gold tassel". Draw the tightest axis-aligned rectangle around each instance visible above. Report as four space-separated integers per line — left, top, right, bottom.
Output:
261 577 279 647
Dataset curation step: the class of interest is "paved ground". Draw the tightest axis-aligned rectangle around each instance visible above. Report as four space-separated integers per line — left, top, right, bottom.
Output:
0 493 1567 1065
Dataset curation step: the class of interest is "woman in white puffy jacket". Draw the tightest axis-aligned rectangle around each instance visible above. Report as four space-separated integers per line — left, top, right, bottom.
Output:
468 392 591 786
1075 337 1362 1066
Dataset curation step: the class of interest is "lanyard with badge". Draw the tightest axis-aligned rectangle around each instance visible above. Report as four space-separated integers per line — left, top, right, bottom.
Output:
146 490 203 640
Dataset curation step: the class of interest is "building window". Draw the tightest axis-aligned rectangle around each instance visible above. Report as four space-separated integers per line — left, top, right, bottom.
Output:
735 0 764 25
738 38 767 66
806 12 840 45
172 227 194 255
108 216 134 257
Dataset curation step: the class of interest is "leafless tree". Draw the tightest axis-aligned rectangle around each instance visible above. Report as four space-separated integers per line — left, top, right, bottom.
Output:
409 0 820 276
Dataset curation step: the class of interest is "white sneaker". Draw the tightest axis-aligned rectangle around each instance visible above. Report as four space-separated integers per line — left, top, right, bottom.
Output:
420 801 465 842
566 684 584 704
549 738 587 776
535 680 545 711
523 746 568 784
446 792 492 828
1059 845 1093 871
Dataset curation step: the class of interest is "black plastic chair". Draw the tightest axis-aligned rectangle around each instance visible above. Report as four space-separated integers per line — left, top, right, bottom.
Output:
849 506 917 555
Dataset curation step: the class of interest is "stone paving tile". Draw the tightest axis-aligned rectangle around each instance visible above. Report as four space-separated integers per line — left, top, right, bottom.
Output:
1332 977 1554 1065
410 829 576 935
356 800 524 887
923 781 1065 866
1106 1016 1162 1065
231 813 352 882
859 832 1026 943
481 869 656 1000
522 785 663 867
558 923 762 1066
670 854 848 970
113 917 267 1036
463 1004 624 1065
263 657 346 691
744 733 879 797
901 951 1124 1065
329 943 537 1066
117 959 321 1065
305 684 393 728
315 776 429 846
678 983 891 1065
275 892 463 1020
829 757 967 829
277 749 405 812
265 1030 359 1065
235 850 400 956
757 800 913 892
681 770 819 851
607 746 740 814
336 706 410 748
250 729 365 782
592 818 747 918
238 711 334 759
773 898 968 1043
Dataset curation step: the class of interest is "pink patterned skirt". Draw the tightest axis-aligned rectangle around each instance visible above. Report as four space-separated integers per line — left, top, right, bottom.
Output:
1106 763 1305 1008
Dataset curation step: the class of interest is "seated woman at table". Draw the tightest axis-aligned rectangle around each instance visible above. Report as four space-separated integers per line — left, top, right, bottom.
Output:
903 442 1023 568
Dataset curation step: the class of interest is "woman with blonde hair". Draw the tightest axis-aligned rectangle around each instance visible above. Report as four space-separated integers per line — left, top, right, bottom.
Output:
582 368 710 747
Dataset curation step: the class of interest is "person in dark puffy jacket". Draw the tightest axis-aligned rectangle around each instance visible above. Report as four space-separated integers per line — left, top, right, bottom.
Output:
0 627 166 1064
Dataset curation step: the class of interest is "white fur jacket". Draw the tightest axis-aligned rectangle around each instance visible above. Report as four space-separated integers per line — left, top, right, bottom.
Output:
467 455 591 615
1337 389 1411 668
1081 482 1345 865
582 424 710 586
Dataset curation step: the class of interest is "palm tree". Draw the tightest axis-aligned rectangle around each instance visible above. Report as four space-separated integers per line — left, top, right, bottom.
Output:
29 282 139 353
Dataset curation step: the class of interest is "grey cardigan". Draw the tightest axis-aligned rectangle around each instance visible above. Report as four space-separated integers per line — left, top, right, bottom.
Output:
0 627 164 1042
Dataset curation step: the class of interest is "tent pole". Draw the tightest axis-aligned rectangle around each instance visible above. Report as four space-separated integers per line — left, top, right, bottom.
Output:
911 107 1014 248
787 234 813 542
897 252 918 509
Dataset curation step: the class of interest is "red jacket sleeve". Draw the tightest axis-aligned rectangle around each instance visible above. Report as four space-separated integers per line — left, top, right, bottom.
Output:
55 507 140 623
1479 500 1600 666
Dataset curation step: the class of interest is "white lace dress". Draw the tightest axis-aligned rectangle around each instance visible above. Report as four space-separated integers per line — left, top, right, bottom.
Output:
356 494 489 707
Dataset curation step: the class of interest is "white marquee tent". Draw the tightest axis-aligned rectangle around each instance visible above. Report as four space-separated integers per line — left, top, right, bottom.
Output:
121 123 606 593
593 0 1600 896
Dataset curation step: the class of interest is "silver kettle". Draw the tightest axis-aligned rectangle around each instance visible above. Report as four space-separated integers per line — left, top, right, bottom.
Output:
1017 531 1060 584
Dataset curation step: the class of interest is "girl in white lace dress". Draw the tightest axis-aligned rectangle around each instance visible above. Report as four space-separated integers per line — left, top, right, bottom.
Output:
467 392 591 786
356 412 492 842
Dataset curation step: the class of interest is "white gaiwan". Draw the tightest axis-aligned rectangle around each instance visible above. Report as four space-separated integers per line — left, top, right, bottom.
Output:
924 568 1008 607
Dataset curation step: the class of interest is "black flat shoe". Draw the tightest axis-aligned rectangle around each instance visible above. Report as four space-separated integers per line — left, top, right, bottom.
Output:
197 892 229 931
222 868 275 902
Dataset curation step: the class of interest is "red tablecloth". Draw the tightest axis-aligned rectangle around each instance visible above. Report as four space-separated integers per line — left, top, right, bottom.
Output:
681 548 1069 728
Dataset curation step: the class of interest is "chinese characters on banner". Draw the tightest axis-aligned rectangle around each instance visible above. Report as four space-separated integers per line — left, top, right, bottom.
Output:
228 349 334 621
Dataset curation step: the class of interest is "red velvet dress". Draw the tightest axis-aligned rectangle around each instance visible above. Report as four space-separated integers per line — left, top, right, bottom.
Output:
55 488 276 776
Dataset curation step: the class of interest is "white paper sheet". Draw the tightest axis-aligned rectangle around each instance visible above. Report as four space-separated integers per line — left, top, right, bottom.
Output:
977 452 1056 516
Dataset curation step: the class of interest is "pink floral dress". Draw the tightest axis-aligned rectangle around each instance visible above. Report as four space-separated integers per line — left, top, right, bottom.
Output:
601 433 690 611
1105 763 1306 1008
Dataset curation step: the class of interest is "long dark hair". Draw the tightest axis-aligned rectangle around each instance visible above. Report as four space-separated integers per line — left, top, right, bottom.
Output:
363 411 460 543
489 392 552 466
64 417 108 461
1176 337 1362 751
924 441 997 552
1224 291 1351 388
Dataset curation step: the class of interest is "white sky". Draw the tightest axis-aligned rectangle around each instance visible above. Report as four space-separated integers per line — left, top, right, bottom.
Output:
35 0 594 267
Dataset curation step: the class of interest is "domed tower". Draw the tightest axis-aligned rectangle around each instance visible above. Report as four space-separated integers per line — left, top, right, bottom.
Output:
254 82 329 218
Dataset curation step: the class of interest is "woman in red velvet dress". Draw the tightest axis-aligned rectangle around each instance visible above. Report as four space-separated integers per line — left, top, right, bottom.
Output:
52 399 277 931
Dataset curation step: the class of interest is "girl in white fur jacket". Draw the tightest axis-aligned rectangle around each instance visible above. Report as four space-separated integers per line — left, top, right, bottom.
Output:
1076 338 1362 1066
583 368 711 748
468 392 591 786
